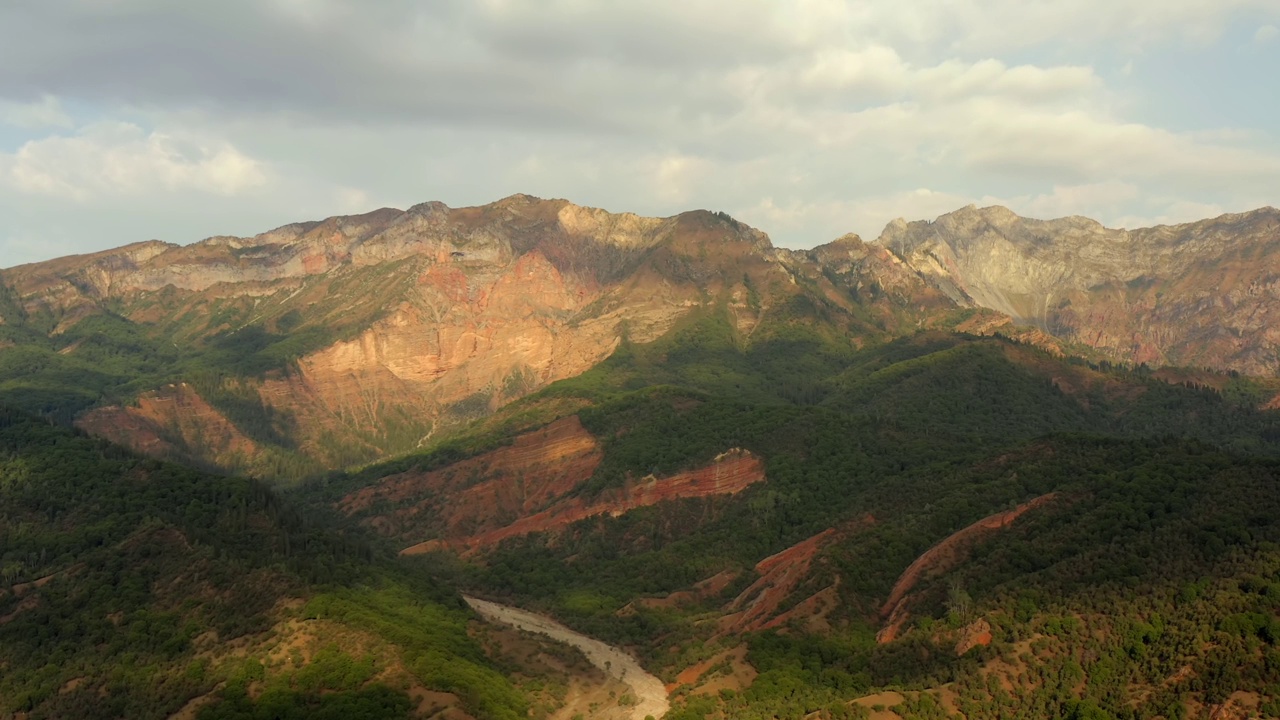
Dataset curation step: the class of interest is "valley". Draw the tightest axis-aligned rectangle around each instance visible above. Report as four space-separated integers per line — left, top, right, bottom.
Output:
465 596 670 720
3 196 1280 719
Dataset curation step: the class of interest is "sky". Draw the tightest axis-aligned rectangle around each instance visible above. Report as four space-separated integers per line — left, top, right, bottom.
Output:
2 0 1279 267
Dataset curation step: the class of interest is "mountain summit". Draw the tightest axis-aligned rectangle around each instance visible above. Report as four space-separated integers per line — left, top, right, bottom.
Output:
881 205 1280 372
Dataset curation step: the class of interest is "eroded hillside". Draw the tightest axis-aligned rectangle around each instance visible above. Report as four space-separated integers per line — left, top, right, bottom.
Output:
1 195 963 476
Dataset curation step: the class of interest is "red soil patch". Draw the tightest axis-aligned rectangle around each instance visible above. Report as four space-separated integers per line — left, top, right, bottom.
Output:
76 383 261 466
666 645 756 695
635 569 740 610
351 416 767 556
877 493 1058 643
763 584 842 633
0 594 40 625
719 529 837 634
341 415 602 543
403 447 766 555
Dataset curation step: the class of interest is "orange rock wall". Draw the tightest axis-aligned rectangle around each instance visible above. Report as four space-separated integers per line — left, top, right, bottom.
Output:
368 434 766 556
719 529 837 634
438 449 766 553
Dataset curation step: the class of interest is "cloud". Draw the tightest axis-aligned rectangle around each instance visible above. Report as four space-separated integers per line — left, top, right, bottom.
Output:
1 122 267 201
1257 24 1280 44
0 0 1278 265
0 95 72 129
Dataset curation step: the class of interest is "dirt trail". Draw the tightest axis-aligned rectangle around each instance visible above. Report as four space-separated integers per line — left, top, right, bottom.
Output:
464 596 669 720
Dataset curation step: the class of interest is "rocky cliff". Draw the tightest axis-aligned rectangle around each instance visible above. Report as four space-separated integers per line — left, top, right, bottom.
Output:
6 195 1280 475
882 205 1280 374
1 194 960 473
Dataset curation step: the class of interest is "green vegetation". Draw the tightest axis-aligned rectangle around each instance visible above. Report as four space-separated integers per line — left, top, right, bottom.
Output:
0 262 425 477
11 256 1280 718
198 648 412 720
325 311 1280 719
0 407 527 720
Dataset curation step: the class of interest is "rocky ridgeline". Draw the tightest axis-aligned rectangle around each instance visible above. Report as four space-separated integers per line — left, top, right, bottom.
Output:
3 195 1279 475
882 204 1280 374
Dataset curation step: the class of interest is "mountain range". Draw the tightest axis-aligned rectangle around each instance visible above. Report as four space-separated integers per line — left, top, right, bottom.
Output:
3 196 1280 720
4 195 1278 478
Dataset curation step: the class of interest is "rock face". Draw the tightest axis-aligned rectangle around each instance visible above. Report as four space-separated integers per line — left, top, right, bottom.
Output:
74 383 263 471
2 195 967 474
720 529 838 634
882 205 1280 374
434 447 764 554
4 197 833 471
340 415 605 544
7 195 1280 474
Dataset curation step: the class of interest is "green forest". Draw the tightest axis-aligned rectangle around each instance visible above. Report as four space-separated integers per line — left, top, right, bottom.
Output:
0 407 527 720
323 309 1280 719
7 282 1280 718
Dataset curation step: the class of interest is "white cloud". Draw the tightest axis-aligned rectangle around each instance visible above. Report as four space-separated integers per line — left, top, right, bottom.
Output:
1 0 1279 265
1256 24 1280 44
853 0 1280 52
1 122 267 201
0 95 72 129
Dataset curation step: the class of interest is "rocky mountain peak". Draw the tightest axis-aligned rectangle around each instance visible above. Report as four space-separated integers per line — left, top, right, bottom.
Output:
864 202 1280 374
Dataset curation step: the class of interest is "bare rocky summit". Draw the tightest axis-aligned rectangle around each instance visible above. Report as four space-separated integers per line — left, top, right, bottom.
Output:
882 205 1280 374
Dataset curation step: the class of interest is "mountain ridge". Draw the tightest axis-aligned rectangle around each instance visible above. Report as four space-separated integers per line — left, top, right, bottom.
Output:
2 194 1278 479
7 195 1280 720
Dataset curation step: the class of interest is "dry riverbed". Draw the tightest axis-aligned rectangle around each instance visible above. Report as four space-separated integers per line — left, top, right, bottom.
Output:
464 596 669 720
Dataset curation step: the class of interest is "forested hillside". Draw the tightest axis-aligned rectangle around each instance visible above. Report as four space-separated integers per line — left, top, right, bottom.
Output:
0 408 529 720
6 196 1280 720
312 308 1280 719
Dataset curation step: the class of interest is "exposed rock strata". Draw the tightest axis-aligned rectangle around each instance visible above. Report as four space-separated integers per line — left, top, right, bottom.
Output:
8 197 1280 474
75 383 262 470
882 205 1280 374
337 416 766 554
401 447 766 555
340 415 604 542
720 529 838 634
9 196 857 471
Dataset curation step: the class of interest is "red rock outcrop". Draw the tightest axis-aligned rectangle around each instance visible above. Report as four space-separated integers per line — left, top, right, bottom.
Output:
337 416 767 554
666 645 757 695
76 383 263 471
340 415 603 542
719 529 838 634
633 569 739 611
877 493 1059 643
402 447 766 555
955 618 994 656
